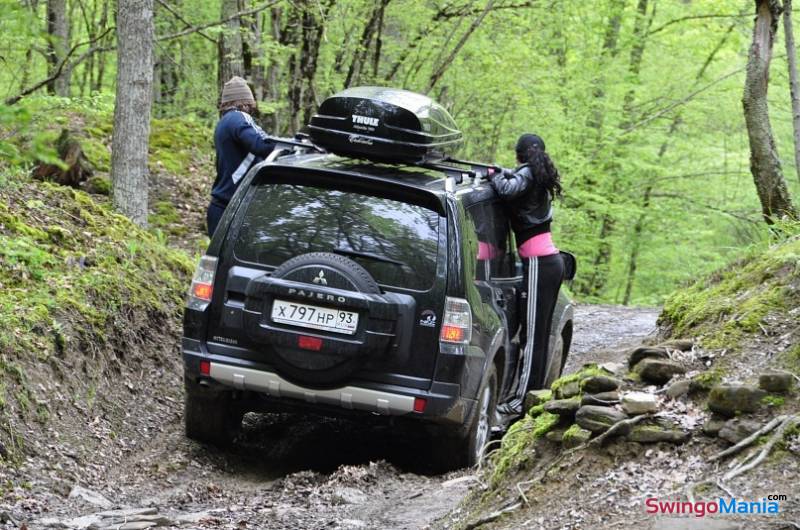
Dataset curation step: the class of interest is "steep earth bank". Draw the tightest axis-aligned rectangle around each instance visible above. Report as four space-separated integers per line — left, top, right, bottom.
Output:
0 304 658 530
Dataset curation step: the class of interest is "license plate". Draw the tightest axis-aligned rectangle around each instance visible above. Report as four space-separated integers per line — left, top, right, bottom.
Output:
271 299 359 335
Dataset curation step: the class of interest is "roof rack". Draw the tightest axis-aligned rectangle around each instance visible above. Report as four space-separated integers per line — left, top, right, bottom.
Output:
420 156 500 185
268 133 326 153
266 132 500 190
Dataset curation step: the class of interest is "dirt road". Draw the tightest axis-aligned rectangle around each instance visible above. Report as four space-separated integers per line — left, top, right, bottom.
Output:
25 304 659 530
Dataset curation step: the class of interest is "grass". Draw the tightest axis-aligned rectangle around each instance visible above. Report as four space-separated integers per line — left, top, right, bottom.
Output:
660 233 800 349
0 165 193 461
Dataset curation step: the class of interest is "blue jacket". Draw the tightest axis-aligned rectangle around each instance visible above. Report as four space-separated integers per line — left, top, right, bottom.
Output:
212 110 276 204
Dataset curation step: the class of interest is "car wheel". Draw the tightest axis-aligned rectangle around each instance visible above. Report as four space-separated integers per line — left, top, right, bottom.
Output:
542 332 566 389
430 365 498 471
184 378 243 448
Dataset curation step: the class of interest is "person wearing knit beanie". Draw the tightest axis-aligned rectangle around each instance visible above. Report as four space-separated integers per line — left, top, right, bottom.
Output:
219 76 256 111
207 77 275 237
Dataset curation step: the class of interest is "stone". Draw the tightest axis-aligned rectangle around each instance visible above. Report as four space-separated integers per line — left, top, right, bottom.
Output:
707 384 767 417
96 509 157 518
116 523 157 530
332 487 367 505
703 416 726 437
621 391 658 415
555 380 581 399
628 346 669 368
523 389 552 412
581 391 620 406
628 423 689 444
657 339 695 352
718 419 762 445
575 405 629 434
634 358 686 385
562 425 592 448
581 375 622 394
598 362 625 375
666 380 692 399
35 519 69 529
68 485 112 509
758 370 795 394
545 429 565 443
543 398 581 417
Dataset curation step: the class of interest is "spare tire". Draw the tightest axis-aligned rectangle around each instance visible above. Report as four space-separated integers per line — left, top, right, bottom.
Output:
268 252 381 386
272 252 381 294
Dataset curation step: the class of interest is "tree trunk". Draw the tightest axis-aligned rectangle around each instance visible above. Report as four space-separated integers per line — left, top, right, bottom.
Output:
93 0 111 93
622 24 736 303
46 0 71 96
743 0 797 223
111 0 154 227
218 0 245 92
783 0 800 184
581 0 651 298
265 6 283 132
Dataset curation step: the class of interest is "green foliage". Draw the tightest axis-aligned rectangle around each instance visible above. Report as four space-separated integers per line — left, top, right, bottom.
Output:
550 364 608 394
761 395 786 407
3 0 800 304
660 232 800 348
490 411 560 486
691 369 725 392
0 171 192 444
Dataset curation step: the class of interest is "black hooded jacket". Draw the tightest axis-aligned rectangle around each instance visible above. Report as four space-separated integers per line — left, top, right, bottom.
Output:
490 164 553 244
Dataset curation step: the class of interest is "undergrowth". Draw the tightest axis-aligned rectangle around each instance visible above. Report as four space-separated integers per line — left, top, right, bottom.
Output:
0 166 192 459
659 227 800 349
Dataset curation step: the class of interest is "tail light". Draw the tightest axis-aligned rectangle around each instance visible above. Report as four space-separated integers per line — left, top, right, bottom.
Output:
187 255 218 310
439 297 472 353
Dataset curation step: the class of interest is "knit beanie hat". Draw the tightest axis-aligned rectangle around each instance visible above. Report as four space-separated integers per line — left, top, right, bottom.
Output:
220 76 256 106
515 133 546 155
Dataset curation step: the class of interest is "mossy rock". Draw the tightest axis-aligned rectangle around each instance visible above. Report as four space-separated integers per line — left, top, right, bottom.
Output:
690 369 724 393
575 405 628 434
707 384 767 417
551 364 611 398
562 423 592 448
84 175 111 195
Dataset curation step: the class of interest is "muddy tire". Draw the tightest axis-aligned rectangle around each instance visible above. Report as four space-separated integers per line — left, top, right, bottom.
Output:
542 331 568 390
430 365 498 472
184 379 243 448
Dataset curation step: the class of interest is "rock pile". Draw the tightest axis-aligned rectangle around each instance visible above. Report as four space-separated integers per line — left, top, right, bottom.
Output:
526 338 796 451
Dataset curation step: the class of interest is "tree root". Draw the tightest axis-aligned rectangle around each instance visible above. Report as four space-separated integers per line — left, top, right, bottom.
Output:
723 415 798 481
512 413 653 503
463 502 523 530
709 415 786 462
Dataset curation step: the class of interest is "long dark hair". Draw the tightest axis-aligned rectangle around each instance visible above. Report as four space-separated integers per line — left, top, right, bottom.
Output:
516 134 563 198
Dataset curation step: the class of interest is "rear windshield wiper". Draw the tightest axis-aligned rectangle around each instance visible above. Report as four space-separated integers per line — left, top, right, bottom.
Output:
333 247 407 267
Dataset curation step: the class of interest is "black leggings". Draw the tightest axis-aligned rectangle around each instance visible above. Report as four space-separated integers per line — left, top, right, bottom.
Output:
516 253 564 398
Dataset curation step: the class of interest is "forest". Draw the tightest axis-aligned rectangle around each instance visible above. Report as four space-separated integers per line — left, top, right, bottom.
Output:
2 0 798 305
2 1 800 529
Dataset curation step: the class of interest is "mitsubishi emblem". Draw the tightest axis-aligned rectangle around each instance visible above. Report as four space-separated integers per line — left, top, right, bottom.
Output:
313 270 328 285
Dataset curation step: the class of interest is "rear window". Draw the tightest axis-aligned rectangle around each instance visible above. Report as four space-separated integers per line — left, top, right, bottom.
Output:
233 183 441 290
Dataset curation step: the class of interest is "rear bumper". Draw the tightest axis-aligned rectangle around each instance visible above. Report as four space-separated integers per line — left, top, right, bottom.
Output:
209 362 415 415
182 344 471 427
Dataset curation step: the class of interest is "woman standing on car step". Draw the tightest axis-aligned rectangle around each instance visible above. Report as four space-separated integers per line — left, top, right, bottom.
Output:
491 133 565 411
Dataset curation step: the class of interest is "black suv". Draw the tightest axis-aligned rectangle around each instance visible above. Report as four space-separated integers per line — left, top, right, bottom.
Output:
182 87 574 470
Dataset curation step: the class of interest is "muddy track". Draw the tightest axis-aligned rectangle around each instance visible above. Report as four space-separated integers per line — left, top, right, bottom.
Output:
28 304 659 529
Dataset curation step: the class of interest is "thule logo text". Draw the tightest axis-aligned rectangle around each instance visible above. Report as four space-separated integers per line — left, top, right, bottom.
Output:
352 115 379 127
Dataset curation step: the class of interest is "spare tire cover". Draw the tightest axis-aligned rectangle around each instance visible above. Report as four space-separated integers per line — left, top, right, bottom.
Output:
269 252 380 386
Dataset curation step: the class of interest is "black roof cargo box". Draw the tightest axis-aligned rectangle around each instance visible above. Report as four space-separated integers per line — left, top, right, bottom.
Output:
308 86 463 164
